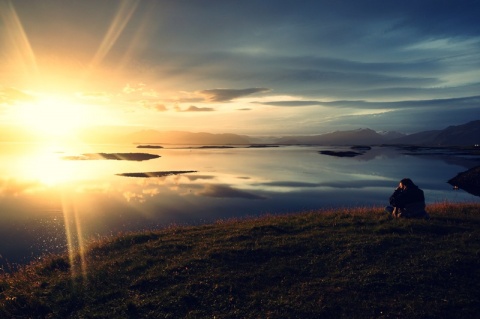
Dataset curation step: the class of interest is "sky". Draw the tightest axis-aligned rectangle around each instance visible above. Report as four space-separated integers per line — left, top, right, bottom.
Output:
0 0 479 140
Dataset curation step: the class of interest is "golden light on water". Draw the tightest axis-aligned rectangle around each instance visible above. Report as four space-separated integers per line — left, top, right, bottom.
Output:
10 144 84 187
5 144 108 281
61 195 88 281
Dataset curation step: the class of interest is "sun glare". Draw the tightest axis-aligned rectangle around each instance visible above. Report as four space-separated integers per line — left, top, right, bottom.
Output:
13 94 90 140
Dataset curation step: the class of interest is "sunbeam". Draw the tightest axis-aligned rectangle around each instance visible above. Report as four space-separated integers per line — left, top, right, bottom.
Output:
88 0 140 72
0 1 38 77
61 193 87 282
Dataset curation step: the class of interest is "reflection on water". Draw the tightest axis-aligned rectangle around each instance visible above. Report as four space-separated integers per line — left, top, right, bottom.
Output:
0 142 479 269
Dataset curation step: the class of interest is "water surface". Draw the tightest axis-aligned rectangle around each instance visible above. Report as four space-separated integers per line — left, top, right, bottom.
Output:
0 142 478 268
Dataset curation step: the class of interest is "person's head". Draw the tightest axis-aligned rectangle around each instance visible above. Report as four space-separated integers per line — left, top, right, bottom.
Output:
399 178 414 190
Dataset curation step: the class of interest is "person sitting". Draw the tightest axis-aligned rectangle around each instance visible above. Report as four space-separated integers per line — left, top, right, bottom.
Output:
385 178 429 219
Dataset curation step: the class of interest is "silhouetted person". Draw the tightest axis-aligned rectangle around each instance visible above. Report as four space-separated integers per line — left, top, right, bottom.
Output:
385 178 429 219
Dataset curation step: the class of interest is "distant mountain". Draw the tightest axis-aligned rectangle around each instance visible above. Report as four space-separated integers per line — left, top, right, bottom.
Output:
271 120 479 146
433 120 480 145
119 120 478 146
390 130 442 145
378 131 406 140
124 130 252 145
390 120 480 146
274 128 388 145
4 119 471 146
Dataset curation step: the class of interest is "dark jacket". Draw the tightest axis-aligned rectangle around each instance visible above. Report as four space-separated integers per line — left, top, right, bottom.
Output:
389 185 427 218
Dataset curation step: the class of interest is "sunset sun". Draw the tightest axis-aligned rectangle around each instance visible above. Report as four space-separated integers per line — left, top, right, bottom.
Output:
12 94 91 140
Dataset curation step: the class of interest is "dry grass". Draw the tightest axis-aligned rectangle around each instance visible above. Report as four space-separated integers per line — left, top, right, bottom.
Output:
0 202 479 318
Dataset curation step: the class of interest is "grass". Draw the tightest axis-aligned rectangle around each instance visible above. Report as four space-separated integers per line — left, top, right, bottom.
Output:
0 202 479 318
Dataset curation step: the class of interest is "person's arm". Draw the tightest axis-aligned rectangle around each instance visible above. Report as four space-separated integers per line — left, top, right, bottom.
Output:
389 187 403 206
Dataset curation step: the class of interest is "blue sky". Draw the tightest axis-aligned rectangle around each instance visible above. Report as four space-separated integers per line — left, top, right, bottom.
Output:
0 0 479 138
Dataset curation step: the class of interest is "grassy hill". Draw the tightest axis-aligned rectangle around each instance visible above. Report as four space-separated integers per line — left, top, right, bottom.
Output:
1 203 479 318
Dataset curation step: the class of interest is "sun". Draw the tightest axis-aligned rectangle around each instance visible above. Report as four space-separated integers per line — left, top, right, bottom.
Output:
12 93 91 140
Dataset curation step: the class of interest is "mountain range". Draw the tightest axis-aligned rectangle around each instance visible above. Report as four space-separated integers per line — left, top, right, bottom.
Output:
123 120 479 146
0 120 477 146
389 120 480 146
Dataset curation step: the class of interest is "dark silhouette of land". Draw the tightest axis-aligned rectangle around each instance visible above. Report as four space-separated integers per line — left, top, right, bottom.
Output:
319 150 363 157
62 153 160 161
116 170 197 178
448 165 480 196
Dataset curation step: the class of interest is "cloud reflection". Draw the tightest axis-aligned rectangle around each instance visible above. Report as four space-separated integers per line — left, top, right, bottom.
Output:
256 179 395 190
198 184 266 200
0 178 44 196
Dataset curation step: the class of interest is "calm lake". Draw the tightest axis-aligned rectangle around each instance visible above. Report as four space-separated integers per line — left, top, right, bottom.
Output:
1 142 479 268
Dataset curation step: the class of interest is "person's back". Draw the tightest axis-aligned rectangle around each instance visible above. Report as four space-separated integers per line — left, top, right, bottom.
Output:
387 178 428 219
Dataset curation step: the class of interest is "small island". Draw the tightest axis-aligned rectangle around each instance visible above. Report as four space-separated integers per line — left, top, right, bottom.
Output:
319 145 372 157
351 145 372 151
319 150 363 157
247 145 280 148
63 153 160 161
116 170 197 178
195 146 236 149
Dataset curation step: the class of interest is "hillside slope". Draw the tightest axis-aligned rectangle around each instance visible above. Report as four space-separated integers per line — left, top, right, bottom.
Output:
1 203 479 318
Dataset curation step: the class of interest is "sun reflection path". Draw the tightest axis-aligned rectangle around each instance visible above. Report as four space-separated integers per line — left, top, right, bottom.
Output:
61 191 88 282
10 142 101 282
14 144 85 187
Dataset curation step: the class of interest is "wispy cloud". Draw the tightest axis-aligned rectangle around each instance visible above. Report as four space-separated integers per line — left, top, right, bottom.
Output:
0 87 35 105
123 83 146 94
259 95 480 110
176 105 215 112
200 88 270 102
258 100 321 107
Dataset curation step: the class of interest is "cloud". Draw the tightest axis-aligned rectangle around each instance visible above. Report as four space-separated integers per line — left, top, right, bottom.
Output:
176 105 215 112
260 95 480 110
139 100 168 112
185 175 216 181
0 87 35 105
256 180 394 189
259 101 320 107
0 178 43 196
141 89 160 98
151 104 168 112
2 1 479 135
200 88 270 102
259 181 321 188
168 97 204 104
123 83 146 94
